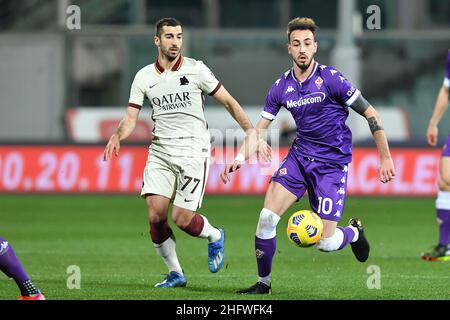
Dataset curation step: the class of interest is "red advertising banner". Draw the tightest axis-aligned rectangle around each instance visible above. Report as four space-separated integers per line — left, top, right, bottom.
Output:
0 146 442 195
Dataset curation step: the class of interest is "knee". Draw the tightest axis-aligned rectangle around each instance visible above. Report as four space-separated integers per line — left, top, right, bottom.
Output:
315 228 343 252
147 202 167 224
256 208 280 239
171 207 193 229
440 175 450 189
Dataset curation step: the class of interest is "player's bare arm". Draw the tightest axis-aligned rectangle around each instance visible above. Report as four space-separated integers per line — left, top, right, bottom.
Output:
212 85 253 132
363 106 396 183
103 107 140 161
427 85 450 146
213 85 272 161
220 118 272 184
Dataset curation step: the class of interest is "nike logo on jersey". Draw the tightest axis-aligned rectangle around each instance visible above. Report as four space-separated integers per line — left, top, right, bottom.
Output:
149 83 158 89
184 199 194 203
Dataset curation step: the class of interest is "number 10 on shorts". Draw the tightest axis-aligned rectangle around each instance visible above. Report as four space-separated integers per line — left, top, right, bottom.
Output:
317 197 333 215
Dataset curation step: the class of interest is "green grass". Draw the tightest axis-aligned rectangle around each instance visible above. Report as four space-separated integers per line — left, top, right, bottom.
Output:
0 194 448 300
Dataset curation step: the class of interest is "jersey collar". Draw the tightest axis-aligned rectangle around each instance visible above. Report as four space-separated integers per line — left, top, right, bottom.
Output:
291 61 318 85
155 55 184 74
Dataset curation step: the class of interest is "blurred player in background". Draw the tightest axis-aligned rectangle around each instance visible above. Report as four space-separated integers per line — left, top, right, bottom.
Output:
0 236 45 300
421 49 450 262
221 17 396 294
104 18 269 288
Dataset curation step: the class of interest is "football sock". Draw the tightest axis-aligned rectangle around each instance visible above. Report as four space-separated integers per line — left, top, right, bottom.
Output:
256 208 280 239
316 226 357 251
254 209 280 282
258 274 271 286
150 218 173 244
436 191 450 246
153 235 183 275
337 226 357 250
181 214 221 243
255 236 276 280
0 237 39 296
198 214 221 242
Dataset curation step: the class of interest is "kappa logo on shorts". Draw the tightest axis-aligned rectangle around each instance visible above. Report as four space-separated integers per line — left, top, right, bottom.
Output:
279 168 287 176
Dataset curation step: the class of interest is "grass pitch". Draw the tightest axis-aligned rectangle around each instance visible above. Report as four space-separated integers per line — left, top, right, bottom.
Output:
0 194 449 300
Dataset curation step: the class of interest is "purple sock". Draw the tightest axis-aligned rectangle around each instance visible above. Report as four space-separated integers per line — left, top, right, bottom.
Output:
337 226 356 250
437 209 450 246
255 236 276 278
0 237 38 295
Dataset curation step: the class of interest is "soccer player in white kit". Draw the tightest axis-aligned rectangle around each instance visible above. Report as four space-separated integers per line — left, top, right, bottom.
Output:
104 18 269 288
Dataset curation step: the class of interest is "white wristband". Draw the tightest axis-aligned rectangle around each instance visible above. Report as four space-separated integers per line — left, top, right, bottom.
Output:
235 153 245 163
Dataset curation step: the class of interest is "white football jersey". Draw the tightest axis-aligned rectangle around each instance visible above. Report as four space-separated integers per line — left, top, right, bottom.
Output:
128 55 221 157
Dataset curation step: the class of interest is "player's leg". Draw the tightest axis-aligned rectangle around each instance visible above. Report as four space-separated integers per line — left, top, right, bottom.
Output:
141 152 186 287
238 151 303 294
422 154 450 261
172 157 224 273
145 194 186 287
257 182 298 288
171 206 223 271
0 236 45 300
303 160 367 261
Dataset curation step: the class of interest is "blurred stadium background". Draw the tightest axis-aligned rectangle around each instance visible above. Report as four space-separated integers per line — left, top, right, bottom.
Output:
1 0 450 300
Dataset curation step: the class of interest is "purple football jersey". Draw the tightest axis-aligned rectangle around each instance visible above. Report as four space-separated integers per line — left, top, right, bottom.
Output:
445 49 450 88
443 134 450 157
262 62 361 164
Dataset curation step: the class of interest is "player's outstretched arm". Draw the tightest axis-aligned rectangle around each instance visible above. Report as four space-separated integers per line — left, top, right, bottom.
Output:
212 85 253 131
212 85 272 163
363 106 396 184
220 118 272 184
103 107 140 161
427 85 449 146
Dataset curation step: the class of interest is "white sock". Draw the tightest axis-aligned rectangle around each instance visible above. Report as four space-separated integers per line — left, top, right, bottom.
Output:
153 236 183 275
258 275 271 286
198 214 221 242
437 191 450 210
349 225 359 243
256 208 281 239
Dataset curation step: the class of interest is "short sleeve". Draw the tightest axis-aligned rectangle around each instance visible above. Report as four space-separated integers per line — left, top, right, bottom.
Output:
197 61 222 96
326 68 361 107
128 72 145 109
261 80 282 121
444 50 450 88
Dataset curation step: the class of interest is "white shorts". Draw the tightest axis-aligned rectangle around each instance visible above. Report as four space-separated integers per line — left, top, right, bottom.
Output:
141 150 210 211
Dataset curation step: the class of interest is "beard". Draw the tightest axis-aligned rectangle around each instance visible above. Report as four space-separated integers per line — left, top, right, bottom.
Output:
294 57 313 71
161 47 179 61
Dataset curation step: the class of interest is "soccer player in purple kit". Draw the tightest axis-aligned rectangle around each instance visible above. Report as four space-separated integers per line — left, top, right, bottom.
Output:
221 17 396 294
421 49 450 262
0 236 45 300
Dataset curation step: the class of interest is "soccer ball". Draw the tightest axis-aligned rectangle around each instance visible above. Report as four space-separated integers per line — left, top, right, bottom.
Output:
286 210 323 247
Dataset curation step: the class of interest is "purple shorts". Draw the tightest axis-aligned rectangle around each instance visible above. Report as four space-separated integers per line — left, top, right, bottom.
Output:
271 149 348 222
443 135 450 157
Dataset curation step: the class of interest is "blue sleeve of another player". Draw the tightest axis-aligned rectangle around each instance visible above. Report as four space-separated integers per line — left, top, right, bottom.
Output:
444 49 450 88
325 68 361 107
261 80 282 121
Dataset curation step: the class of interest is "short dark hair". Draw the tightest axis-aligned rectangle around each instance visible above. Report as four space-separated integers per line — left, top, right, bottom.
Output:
286 17 318 42
155 18 182 37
